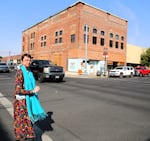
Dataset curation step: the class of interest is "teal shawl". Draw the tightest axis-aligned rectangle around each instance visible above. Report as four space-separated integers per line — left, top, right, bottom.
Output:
20 65 47 123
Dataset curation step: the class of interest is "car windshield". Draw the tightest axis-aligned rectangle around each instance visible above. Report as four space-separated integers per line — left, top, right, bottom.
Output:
135 68 141 70
36 60 53 65
0 63 7 65
115 67 123 70
40 60 50 65
136 67 146 70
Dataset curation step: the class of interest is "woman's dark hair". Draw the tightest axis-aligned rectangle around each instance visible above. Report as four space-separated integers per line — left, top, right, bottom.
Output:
21 53 32 61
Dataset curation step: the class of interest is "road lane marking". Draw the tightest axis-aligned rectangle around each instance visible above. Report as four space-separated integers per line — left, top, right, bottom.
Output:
0 92 53 141
0 93 13 117
0 78 11 80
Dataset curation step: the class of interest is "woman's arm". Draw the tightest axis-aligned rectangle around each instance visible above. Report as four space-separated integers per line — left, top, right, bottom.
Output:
15 69 32 95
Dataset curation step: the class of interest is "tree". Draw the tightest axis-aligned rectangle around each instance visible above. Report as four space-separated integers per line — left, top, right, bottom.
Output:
141 48 150 67
0 56 2 62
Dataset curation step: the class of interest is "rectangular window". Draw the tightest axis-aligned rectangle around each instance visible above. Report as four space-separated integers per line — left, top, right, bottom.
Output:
30 42 34 50
41 35 46 47
55 31 58 37
121 36 124 41
115 34 119 40
32 43 35 50
100 38 104 46
121 42 124 49
43 41 46 47
109 40 113 47
84 25 89 32
31 32 35 39
92 36 97 44
59 37 62 43
55 38 58 44
115 41 119 48
41 42 43 47
55 30 63 44
101 31 105 36
71 34 75 43
110 33 113 38
93 28 97 34
30 43 32 50
59 30 63 35
44 35 46 40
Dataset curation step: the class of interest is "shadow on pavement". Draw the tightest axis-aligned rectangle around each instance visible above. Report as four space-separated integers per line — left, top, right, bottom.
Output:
0 103 15 141
0 107 54 141
0 119 15 141
35 111 54 132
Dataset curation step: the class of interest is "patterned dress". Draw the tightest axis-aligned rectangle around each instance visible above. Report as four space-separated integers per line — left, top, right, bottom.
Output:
14 69 35 140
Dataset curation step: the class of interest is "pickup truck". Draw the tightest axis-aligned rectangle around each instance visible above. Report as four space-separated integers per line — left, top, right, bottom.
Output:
134 66 150 77
30 60 65 82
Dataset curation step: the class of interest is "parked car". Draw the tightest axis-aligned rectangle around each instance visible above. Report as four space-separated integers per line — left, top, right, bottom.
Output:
13 64 21 71
134 66 150 77
108 66 135 78
29 60 65 82
0 62 10 73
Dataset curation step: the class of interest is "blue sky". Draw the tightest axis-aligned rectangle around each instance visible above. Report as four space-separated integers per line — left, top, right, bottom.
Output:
0 0 150 57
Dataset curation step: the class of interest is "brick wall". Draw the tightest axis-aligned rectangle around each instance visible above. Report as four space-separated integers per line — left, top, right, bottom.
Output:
22 2 127 71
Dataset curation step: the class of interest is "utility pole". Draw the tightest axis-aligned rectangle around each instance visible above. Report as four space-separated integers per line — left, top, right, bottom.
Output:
9 51 11 64
103 48 108 76
85 24 88 74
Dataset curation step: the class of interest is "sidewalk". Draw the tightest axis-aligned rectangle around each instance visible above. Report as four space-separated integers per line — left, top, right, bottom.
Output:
65 71 108 78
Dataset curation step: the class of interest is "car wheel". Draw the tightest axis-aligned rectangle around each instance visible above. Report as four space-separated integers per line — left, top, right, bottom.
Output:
139 73 143 77
38 74 45 83
120 73 123 78
130 72 134 78
59 77 63 82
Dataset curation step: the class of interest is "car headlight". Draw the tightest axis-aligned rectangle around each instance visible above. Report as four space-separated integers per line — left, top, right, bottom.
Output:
43 67 49 73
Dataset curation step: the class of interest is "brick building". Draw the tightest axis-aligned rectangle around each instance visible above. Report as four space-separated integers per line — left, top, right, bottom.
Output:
0 54 21 64
22 1 128 74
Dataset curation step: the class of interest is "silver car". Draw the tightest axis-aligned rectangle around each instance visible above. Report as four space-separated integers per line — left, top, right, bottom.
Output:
0 62 10 72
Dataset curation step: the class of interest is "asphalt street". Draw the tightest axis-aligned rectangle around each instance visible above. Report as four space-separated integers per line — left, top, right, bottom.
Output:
0 71 150 141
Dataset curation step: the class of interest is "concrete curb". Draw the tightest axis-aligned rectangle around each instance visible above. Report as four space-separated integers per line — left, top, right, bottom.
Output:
65 71 108 78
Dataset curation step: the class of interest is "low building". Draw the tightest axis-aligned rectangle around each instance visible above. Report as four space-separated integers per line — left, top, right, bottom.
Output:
126 44 147 67
0 54 21 65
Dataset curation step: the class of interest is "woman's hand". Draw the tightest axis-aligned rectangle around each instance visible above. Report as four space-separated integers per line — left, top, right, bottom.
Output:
33 86 40 93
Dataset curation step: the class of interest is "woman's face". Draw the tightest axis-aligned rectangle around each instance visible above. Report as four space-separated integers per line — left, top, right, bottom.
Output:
21 56 31 67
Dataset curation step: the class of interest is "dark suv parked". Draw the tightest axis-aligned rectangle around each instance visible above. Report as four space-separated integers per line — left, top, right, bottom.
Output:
30 60 65 82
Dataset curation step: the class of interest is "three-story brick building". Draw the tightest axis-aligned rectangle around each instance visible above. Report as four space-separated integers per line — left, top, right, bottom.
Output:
22 1 128 74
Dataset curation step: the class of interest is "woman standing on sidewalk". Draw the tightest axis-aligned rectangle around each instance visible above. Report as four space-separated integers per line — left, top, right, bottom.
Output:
14 53 47 141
